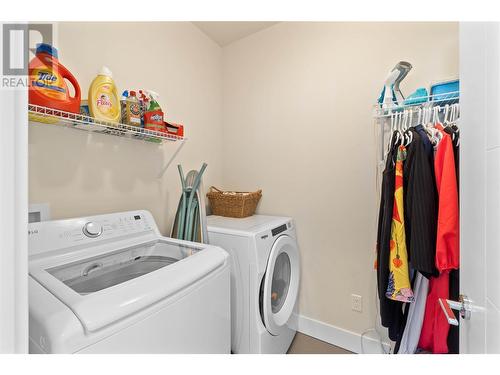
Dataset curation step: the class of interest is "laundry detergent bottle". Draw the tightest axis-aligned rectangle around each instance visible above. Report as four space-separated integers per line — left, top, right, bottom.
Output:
29 43 81 113
88 66 121 123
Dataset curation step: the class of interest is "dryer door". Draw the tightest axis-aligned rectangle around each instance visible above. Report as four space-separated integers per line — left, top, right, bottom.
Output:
261 234 300 336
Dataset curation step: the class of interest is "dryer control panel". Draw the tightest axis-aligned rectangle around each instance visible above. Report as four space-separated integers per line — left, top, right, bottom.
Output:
28 210 157 256
271 223 289 237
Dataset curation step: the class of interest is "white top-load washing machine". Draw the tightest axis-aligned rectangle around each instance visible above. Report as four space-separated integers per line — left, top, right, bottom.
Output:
29 210 230 353
207 215 300 354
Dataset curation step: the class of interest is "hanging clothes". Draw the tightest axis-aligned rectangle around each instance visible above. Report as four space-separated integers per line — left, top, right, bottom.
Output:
376 133 406 342
403 128 439 277
376 103 461 354
386 145 414 302
396 272 430 354
418 124 459 354
444 125 460 354
414 124 433 157
395 125 435 354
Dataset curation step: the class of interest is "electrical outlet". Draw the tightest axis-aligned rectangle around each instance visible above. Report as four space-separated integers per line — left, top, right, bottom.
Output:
351 294 363 313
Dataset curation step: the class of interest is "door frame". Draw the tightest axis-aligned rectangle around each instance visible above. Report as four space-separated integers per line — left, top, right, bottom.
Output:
459 21 500 353
0 23 29 353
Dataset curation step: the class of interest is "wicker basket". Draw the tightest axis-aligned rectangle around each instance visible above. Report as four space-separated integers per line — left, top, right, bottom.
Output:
207 186 262 218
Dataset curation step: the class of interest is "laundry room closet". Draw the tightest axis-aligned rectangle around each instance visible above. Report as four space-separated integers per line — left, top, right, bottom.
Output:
26 22 460 353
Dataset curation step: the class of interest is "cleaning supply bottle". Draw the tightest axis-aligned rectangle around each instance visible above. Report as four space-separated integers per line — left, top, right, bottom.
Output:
138 90 149 127
144 91 165 132
88 66 121 123
120 90 129 123
29 43 81 113
124 91 142 127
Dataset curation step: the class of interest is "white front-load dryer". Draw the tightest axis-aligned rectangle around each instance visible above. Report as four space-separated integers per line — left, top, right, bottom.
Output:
207 215 300 354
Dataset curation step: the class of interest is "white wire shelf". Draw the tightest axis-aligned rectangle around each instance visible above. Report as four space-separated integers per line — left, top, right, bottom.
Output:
28 104 185 144
373 91 460 118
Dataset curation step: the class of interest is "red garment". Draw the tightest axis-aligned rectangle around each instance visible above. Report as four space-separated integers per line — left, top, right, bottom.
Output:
418 271 451 353
419 125 459 354
434 126 460 271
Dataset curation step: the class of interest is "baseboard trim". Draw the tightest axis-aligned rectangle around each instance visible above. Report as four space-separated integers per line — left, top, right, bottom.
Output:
295 314 391 354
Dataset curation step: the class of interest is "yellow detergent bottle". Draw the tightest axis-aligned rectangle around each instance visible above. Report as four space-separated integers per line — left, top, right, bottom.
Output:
88 66 121 123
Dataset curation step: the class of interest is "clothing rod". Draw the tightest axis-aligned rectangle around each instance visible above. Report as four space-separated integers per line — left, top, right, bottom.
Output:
374 102 460 164
373 91 460 119
374 102 460 119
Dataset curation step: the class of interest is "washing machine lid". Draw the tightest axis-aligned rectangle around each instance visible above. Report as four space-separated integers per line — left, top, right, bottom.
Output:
30 237 228 332
261 234 300 335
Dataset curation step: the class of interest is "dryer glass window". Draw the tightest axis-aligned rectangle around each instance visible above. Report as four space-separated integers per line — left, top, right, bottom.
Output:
46 240 203 295
271 252 291 313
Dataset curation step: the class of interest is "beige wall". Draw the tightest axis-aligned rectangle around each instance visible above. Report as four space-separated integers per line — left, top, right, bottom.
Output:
221 22 458 334
29 22 222 234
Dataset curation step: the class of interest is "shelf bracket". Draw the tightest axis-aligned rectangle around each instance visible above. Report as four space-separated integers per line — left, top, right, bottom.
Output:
158 139 187 178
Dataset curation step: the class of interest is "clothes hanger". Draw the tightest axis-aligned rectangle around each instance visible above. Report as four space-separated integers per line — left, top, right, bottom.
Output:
443 104 450 127
425 106 431 125
452 104 460 146
388 112 395 153
402 110 408 146
449 105 456 137
433 105 440 125
396 111 403 144
389 112 401 151
423 106 440 145
406 110 413 145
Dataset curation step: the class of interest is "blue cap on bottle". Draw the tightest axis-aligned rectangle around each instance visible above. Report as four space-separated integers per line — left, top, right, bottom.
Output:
36 43 58 58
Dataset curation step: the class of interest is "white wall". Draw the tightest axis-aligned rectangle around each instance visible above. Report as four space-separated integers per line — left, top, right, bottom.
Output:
29 22 222 234
221 22 459 337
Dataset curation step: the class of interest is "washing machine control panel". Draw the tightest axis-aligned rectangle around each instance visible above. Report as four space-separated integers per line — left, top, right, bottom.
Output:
73 214 153 242
28 211 157 255
82 222 103 238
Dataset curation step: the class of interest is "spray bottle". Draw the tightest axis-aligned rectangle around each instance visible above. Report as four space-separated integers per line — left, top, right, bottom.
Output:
143 90 165 132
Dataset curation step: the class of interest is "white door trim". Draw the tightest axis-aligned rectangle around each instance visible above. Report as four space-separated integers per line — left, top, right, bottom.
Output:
459 21 500 353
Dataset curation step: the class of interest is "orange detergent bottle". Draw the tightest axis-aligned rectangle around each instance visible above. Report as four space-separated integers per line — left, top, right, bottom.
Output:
29 43 81 113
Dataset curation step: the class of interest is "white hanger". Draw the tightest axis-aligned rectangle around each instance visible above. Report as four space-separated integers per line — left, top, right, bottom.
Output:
443 104 450 126
402 110 408 145
406 110 413 145
389 112 395 152
425 106 431 125
433 106 441 125
397 112 403 142
390 112 401 148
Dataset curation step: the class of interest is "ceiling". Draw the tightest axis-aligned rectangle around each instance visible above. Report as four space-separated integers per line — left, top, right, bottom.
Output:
193 22 278 47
